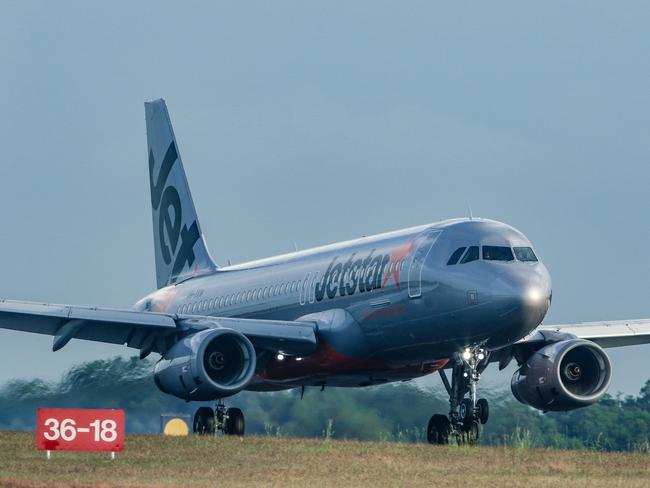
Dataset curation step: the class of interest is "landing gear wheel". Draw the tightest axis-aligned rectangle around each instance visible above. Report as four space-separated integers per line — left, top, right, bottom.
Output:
476 398 489 425
458 398 474 429
224 407 245 436
193 407 216 435
434 346 491 447
427 414 450 445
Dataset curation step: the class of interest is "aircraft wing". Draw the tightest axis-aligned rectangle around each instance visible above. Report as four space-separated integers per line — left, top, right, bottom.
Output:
519 319 650 348
0 299 318 358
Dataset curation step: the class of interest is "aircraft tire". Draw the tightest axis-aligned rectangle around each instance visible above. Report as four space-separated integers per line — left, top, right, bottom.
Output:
477 398 489 424
224 407 245 436
193 406 216 435
459 398 474 429
427 414 450 445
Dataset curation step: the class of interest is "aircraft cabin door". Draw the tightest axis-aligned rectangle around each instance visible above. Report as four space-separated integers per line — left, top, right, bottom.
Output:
407 229 442 299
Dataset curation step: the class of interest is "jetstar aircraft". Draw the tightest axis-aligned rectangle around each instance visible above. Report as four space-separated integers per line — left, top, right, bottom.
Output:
2 99 649 443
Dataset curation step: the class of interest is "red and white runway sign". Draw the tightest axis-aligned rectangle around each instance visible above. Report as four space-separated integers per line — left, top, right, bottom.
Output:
36 408 124 452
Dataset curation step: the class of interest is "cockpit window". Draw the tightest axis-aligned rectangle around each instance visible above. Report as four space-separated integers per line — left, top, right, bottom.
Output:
482 246 514 261
513 247 538 262
460 246 479 264
447 247 466 265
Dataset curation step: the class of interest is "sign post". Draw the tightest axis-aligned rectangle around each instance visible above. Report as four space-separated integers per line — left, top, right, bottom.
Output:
36 408 124 459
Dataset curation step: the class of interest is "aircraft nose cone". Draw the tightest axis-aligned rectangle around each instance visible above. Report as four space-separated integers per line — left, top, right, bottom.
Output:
489 265 552 344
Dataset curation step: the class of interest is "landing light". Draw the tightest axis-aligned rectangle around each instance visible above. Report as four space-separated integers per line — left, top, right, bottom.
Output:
462 349 472 361
526 288 542 304
477 352 485 361
276 354 285 361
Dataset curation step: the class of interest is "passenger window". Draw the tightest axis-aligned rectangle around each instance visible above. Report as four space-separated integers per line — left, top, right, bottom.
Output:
514 247 538 262
447 247 467 265
483 246 514 261
460 246 479 264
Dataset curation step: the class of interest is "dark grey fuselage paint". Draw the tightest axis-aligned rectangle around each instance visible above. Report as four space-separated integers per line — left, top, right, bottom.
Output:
135 218 552 389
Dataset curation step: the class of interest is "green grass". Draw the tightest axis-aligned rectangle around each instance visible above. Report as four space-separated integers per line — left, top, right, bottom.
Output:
1 431 650 487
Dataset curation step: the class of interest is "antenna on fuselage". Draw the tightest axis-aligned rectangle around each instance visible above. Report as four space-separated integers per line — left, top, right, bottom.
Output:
293 242 298 252
468 204 474 220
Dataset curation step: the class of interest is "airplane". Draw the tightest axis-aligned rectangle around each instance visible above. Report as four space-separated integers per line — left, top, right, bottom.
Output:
1 98 649 444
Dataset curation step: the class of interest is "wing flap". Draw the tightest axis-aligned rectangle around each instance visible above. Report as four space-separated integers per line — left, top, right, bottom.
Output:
0 299 318 356
0 299 178 353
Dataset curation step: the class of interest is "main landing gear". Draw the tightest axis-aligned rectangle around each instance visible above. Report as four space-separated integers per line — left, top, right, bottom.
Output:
427 346 490 445
193 399 245 436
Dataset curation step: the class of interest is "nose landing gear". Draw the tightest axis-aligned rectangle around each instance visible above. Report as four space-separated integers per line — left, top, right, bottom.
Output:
193 399 245 436
427 346 490 445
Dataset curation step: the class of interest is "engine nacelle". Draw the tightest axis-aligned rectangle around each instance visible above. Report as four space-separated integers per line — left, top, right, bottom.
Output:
154 328 256 401
511 339 611 411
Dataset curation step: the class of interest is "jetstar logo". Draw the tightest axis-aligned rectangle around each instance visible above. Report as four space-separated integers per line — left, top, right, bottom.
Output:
314 242 414 302
149 141 200 282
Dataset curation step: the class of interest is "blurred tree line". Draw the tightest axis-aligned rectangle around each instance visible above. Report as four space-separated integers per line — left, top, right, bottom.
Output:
2 355 650 451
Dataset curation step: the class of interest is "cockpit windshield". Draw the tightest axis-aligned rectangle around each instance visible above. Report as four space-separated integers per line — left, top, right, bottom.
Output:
447 245 538 265
446 247 466 265
460 246 479 264
482 246 514 261
513 247 538 262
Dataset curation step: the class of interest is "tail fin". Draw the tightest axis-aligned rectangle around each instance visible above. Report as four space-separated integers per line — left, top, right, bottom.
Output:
144 98 217 288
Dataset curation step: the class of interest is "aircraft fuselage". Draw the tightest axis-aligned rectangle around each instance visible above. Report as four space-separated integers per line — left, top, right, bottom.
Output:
135 218 552 389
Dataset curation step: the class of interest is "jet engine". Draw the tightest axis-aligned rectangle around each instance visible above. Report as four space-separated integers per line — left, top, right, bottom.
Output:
154 328 256 401
511 339 611 411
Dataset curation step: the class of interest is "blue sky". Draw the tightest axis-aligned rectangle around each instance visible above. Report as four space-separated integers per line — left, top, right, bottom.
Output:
1 1 649 394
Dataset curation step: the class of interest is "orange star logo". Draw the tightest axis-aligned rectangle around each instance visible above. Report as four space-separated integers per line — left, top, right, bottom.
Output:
382 241 415 289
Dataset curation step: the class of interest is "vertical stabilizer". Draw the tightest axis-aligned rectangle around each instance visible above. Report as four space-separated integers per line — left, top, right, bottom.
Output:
145 99 217 288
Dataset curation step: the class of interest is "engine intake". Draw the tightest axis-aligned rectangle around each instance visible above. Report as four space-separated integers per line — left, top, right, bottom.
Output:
511 339 611 411
154 328 256 401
